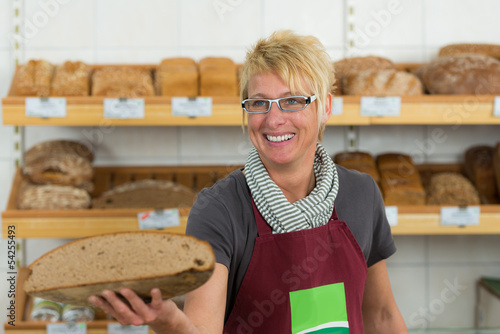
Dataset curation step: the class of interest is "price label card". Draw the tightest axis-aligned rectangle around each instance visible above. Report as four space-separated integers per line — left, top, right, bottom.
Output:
494 96 500 117
108 324 149 334
138 209 180 230
331 97 343 115
25 97 66 118
172 97 212 117
360 96 401 117
385 206 398 227
441 206 480 226
47 323 86 334
104 98 145 119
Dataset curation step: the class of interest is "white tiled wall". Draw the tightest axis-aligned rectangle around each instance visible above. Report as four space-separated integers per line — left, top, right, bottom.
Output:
1 0 500 330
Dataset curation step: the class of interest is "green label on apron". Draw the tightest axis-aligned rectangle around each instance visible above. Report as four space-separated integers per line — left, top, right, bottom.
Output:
289 282 349 334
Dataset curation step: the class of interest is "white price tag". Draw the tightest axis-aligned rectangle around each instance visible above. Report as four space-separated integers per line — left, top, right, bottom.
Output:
108 324 149 334
331 97 343 115
138 209 180 230
25 97 66 118
104 98 145 119
494 96 500 117
171 97 212 117
360 96 401 117
440 206 480 226
385 206 398 227
47 323 86 334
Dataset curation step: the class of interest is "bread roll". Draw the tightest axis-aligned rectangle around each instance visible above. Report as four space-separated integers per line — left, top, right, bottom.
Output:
414 55 500 95
156 57 199 97
342 69 423 96
15 60 54 97
23 140 94 187
199 57 238 96
92 179 196 209
91 67 155 97
51 61 91 96
377 153 426 205
438 43 500 60
24 231 215 306
464 145 498 204
17 182 91 210
427 172 480 206
334 151 380 183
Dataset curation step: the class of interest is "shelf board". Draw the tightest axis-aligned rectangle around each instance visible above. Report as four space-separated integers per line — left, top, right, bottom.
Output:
2 95 499 126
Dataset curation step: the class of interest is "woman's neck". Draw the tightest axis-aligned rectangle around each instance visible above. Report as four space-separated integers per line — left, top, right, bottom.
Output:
267 164 316 203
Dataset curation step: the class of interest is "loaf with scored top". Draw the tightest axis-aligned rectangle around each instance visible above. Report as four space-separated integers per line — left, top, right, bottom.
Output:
15 60 54 97
342 69 423 96
24 231 215 306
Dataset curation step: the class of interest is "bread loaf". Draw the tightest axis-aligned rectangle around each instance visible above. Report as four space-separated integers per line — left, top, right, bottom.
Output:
23 140 93 187
414 55 500 95
494 143 500 200
24 231 215 306
342 69 423 96
17 182 91 210
51 61 91 96
333 151 380 183
15 60 54 96
199 57 238 96
438 43 500 60
156 57 198 97
92 179 196 209
464 145 498 204
91 67 155 97
377 153 426 205
333 56 396 95
427 172 480 206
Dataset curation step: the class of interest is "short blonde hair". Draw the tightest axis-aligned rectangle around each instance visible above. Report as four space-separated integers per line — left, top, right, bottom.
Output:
240 30 335 141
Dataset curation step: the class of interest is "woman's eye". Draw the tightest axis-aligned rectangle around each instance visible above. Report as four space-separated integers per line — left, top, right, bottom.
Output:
251 100 266 107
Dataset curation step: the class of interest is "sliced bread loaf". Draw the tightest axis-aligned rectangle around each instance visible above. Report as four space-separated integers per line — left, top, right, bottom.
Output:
24 231 215 306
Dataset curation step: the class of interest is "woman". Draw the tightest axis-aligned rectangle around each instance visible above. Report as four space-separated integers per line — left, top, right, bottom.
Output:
90 30 408 333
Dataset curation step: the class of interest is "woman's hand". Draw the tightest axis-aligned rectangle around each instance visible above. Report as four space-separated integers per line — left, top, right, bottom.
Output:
89 288 198 333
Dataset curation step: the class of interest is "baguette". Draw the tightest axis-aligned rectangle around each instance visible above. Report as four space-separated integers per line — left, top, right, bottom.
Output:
24 231 215 306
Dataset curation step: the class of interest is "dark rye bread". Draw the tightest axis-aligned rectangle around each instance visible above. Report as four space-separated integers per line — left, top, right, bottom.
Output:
92 179 196 209
24 231 215 306
23 140 94 187
414 54 500 95
464 145 498 204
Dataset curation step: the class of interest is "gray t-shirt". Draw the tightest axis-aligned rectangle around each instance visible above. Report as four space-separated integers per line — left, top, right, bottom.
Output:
186 165 396 321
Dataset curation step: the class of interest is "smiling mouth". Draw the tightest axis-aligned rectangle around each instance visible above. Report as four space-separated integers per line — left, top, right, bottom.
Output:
266 134 295 143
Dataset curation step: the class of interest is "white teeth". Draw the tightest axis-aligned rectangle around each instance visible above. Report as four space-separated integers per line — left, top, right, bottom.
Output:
266 134 295 142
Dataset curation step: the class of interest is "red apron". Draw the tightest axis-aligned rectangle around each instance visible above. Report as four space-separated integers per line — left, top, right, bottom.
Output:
223 202 367 334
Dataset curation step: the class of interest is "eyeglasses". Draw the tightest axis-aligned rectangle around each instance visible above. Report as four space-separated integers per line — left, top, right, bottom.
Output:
241 95 316 113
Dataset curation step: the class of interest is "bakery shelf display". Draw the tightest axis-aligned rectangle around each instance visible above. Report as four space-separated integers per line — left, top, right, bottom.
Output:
3 63 500 126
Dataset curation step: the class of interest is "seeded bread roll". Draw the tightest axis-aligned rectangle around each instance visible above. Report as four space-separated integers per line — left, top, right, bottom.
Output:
464 145 498 204
342 69 423 96
199 57 238 96
427 172 480 206
51 61 91 96
17 182 91 210
156 57 199 97
438 43 500 60
92 179 196 209
15 60 54 97
91 67 155 97
23 140 94 187
414 54 500 95
24 231 215 306
334 151 380 183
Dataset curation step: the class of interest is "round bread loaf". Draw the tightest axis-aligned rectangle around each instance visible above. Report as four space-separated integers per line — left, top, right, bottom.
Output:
414 54 500 95
24 231 215 306
23 140 94 187
438 43 500 60
17 182 91 210
342 69 423 96
427 172 480 206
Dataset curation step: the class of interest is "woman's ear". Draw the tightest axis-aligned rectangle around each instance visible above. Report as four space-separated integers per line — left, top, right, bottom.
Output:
322 93 333 124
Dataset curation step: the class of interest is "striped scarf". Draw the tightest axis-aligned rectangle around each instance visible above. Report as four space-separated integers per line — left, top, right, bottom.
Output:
245 143 339 234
